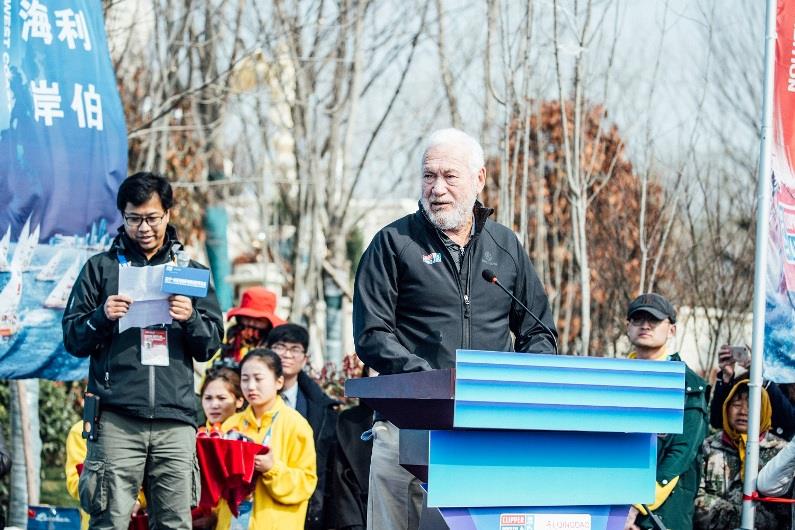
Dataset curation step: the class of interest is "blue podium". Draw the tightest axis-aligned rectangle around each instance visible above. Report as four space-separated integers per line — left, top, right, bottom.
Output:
345 350 686 530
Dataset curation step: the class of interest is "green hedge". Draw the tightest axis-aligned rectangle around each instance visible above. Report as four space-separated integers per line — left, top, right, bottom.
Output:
0 380 83 520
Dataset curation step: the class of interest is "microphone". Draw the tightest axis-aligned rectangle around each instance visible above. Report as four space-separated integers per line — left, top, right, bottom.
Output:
481 269 559 355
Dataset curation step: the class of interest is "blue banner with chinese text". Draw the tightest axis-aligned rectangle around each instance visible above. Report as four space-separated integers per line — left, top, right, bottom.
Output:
0 0 126 380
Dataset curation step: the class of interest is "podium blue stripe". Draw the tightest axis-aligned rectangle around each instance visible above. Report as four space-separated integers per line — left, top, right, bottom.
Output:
454 401 684 433
455 379 684 409
456 362 684 389
456 349 685 374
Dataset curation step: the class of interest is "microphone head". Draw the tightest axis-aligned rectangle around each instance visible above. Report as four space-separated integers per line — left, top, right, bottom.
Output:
482 269 497 283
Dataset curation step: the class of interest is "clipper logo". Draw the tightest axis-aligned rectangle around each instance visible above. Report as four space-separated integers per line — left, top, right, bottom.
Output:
500 514 532 530
423 252 442 265
500 513 591 530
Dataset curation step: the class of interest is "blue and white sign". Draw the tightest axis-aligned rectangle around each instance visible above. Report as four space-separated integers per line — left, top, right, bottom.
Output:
0 0 127 380
162 265 211 298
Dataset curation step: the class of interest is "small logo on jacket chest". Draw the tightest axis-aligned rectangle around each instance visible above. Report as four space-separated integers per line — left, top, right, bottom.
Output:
482 250 498 266
422 252 442 265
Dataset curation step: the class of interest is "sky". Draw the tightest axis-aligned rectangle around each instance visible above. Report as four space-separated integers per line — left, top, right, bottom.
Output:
379 0 765 198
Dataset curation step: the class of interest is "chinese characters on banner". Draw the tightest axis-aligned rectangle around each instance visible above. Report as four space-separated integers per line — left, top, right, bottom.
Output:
0 0 127 380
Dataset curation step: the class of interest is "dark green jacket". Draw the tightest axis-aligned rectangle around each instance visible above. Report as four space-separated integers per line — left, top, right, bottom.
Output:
638 352 709 530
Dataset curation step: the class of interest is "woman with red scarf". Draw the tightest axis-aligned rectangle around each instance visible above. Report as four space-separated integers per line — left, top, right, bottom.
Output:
694 379 789 530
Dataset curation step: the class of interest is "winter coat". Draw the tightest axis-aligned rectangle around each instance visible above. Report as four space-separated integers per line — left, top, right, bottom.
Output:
637 353 709 530
62 226 223 426
329 403 373 530
695 431 789 530
217 397 317 530
295 371 339 530
353 202 556 376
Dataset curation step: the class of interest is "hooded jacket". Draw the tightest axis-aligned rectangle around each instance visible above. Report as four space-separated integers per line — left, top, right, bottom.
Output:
62 226 224 426
353 202 556 375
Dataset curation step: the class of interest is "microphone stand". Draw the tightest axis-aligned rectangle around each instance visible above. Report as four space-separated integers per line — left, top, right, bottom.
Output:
482 271 559 355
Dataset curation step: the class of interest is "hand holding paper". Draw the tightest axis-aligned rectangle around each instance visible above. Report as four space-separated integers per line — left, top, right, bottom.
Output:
104 294 133 321
169 295 194 322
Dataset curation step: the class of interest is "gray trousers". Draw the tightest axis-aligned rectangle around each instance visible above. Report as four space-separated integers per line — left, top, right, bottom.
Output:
78 411 199 530
367 420 425 530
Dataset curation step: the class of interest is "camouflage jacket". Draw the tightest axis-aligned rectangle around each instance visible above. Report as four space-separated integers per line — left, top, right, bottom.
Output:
694 431 789 530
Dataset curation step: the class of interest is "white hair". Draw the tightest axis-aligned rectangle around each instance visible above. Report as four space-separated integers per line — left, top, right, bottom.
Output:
421 128 485 175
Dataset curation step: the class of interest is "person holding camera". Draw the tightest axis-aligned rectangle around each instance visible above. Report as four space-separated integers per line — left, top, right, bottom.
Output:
709 344 795 440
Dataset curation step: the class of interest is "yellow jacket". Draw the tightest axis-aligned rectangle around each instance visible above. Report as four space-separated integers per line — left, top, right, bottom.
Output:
65 421 89 530
65 421 147 530
217 396 317 530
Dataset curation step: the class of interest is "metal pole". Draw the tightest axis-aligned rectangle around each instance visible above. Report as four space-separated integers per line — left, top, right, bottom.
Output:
740 1 777 528
16 380 39 506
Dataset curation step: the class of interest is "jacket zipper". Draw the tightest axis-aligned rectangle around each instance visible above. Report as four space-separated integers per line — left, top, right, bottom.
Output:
462 248 472 349
104 354 111 388
426 217 475 351
149 365 156 418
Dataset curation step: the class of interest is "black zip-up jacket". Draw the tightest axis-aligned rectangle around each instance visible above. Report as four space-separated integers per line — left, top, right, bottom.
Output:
296 371 339 530
352 202 557 375
62 226 224 426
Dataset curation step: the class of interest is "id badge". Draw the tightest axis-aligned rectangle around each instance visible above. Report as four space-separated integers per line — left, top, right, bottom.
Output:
141 329 169 366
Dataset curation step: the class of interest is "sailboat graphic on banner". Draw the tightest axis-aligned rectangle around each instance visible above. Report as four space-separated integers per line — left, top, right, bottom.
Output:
0 272 23 337
43 258 82 310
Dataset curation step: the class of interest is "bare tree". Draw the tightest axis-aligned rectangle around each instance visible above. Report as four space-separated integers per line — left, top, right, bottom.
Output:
105 0 247 239
432 0 462 129
551 0 621 354
239 0 429 358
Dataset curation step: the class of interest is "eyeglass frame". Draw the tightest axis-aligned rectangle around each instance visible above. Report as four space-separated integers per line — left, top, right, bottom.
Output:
627 314 670 327
270 342 307 357
123 212 168 229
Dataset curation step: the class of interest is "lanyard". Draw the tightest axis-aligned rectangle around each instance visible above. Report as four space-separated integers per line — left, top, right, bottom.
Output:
117 253 131 267
263 411 279 447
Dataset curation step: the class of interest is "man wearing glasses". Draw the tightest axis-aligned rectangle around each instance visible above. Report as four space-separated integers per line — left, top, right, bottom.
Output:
62 172 224 530
267 323 338 530
623 293 708 530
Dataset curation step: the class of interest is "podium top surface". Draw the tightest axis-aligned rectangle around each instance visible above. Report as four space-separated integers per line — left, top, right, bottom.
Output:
346 349 686 434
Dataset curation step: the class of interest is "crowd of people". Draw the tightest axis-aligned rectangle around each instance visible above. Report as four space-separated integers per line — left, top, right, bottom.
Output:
64 274 372 530
52 131 795 530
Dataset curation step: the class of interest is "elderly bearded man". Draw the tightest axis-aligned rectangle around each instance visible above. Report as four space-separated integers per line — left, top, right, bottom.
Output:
352 128 557 530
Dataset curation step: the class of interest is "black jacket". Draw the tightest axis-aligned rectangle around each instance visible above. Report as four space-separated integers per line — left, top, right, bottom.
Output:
330 403 373 530
353 203 557 374
62 226 223 426
296 371 339 530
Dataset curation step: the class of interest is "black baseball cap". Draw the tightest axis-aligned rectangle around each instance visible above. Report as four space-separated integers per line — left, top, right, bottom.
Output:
627 293 676 324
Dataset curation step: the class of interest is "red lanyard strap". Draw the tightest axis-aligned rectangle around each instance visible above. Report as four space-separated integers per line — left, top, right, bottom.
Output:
743 491 795 504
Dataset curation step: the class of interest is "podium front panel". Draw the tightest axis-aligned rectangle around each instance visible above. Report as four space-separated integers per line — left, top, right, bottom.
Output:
425 429 656 508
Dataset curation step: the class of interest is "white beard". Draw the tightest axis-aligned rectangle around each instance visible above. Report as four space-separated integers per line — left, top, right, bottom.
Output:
421 194 476 231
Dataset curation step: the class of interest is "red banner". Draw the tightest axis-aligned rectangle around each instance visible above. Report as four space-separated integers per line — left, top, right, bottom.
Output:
765 2 795 381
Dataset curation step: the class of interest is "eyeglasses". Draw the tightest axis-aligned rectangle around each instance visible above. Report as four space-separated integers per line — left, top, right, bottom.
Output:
628 315 665 327
123 212 167 228
270 342 306 357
